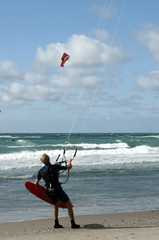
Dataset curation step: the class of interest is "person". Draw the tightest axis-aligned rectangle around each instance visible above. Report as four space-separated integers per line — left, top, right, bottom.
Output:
34 153 80 229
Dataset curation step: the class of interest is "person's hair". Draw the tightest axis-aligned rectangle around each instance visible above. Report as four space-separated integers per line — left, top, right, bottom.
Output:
40 153 50 164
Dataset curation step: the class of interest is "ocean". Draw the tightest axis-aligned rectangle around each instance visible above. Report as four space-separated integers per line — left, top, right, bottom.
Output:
0 133 159 223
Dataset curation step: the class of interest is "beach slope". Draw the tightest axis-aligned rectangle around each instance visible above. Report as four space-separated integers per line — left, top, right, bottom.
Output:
1 210 159 240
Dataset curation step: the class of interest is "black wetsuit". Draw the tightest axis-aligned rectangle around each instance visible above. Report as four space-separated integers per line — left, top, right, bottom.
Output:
37 163 69 204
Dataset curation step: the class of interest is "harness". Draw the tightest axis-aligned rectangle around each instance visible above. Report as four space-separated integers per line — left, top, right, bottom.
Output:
45 149 77 195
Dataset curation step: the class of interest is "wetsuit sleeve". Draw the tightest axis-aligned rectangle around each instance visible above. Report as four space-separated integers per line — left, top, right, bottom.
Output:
36 169 42 181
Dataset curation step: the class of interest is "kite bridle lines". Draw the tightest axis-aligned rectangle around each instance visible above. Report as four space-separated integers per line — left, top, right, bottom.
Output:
55 149 77 184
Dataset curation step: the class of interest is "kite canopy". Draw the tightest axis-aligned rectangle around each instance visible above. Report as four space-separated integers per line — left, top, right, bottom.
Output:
61 53 70 67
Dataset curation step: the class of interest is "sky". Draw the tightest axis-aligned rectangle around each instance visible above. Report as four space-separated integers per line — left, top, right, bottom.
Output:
0 0 159 133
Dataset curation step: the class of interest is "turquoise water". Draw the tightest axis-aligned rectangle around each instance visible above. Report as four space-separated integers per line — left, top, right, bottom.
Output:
0 133 159 223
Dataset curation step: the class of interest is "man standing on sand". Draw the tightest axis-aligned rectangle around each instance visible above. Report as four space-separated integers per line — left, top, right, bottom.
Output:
34 153 80 229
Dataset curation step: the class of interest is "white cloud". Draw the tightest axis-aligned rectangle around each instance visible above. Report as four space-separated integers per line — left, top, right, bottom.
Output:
34 42 64 66
91 29 109 41
0 34 129 106
2 83 64 104
136 70 159 90
24 72 49 84
137 28 159 62
34 34 129 67
32 34 129 90
69 35 129 65
50 66 106 88
89 4 117 19
0 60 22 82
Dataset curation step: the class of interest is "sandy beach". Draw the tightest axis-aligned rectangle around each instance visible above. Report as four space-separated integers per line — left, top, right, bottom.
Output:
1 210 159 240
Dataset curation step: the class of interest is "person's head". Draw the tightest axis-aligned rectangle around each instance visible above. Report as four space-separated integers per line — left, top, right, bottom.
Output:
40 153 50 164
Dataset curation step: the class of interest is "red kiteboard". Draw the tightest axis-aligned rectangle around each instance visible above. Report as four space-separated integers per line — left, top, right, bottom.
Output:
25 181 67 209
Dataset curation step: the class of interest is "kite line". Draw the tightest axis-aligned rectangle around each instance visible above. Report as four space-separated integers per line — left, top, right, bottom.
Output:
66 0 128 144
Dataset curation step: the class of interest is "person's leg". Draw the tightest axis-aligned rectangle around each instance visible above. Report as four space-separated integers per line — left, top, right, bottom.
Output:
53 202 59 220
46 192 63 228
53 202 63 228
65 200 74 220
58 190 80 228
65 200 80 228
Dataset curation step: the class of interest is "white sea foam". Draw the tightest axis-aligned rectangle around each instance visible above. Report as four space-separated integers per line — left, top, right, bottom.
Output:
74 142 129 149
139 135 159 139
23 142 129 149
17 139 26 143
0 135 14 138
0 144 159 171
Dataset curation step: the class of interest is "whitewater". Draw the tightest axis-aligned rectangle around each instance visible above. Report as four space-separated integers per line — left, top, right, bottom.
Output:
0 133 159 223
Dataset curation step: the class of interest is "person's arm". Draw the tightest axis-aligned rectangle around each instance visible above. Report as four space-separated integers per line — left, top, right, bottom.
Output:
34 178 39 186
34 170 41 185
66 158 72 170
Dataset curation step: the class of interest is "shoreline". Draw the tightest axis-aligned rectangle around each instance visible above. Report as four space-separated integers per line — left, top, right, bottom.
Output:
1 210 159 240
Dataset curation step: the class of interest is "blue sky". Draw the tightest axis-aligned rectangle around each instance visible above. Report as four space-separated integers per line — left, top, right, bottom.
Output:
0 0 159 133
